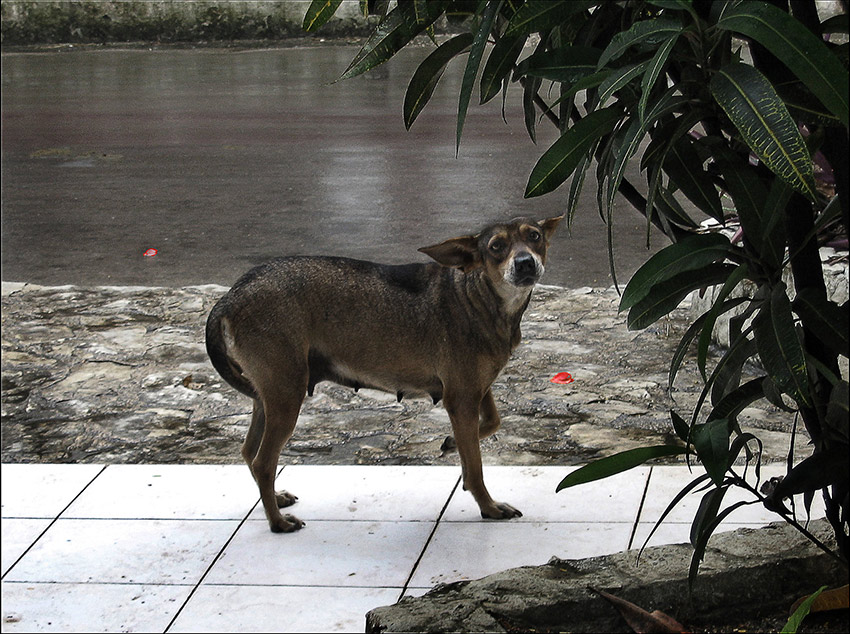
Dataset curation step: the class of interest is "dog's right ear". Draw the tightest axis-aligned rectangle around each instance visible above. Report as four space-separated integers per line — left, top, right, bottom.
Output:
419 235 482 272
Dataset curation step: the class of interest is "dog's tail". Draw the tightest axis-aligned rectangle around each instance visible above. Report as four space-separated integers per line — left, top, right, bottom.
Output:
205 300 258 399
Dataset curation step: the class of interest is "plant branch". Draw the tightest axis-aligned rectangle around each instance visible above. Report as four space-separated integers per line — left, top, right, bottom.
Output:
729 470 847 567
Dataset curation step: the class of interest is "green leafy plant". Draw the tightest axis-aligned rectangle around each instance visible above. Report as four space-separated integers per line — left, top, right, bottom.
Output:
781 585 827 634
304 0 849 580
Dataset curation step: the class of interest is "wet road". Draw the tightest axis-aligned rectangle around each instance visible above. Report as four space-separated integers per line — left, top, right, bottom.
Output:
1 46 665 288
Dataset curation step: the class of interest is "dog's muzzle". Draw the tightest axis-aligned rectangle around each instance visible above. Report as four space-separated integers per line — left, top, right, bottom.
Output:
510 253 542 287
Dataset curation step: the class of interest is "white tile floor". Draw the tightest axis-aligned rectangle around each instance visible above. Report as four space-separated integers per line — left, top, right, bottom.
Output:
0 463 824 633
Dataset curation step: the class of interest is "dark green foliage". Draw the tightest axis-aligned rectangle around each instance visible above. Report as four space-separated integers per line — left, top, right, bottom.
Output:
312 0 850 579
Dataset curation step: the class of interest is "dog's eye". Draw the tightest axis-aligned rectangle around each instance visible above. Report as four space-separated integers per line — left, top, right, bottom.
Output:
489 240 506 253
528 229 541 242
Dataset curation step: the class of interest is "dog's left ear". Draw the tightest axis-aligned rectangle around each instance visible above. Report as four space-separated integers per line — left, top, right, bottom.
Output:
539 215 565 240
419 235 482 272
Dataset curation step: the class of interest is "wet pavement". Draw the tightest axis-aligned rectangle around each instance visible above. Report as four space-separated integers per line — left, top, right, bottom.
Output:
1 45 664 288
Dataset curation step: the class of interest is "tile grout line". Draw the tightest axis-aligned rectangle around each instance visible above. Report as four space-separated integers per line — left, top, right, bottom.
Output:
161 465 285 633
396 474 462 603
626 466 654 551
162 497 263 633
1 464 108 582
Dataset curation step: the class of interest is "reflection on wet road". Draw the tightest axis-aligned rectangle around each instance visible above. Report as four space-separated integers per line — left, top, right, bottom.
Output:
1 46 665 288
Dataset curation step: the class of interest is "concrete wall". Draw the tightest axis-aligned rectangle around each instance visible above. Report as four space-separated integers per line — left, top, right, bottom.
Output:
1 1 374 44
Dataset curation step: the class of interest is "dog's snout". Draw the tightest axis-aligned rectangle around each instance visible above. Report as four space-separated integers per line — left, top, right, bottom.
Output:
514 253 537 277
509 252 540 287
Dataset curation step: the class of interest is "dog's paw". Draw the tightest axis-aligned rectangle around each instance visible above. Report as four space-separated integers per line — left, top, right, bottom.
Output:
275 490 298 508
481 502 522 520
440 436 457 452
269 513 305 533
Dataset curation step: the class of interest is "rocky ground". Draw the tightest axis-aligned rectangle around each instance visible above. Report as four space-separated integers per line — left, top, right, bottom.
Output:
1 281 809 469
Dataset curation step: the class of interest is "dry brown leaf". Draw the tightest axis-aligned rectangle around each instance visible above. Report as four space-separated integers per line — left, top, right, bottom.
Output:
790 584 849 615
590 586 690 633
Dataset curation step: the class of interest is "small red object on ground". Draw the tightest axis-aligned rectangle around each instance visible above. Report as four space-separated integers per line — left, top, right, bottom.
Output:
550 372 574 384
143 248 158 257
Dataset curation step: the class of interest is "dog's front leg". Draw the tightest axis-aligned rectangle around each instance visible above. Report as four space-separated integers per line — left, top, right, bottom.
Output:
444 390 522 520
440 388 501 453
477 389 501 440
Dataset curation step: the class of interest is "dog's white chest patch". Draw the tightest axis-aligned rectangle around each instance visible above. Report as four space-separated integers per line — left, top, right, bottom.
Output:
497 283 534 315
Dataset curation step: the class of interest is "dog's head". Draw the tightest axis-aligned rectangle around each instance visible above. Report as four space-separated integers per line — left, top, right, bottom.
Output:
419 215 563 293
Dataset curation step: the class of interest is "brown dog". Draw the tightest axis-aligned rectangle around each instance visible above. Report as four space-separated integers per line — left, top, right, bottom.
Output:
205 215 563 532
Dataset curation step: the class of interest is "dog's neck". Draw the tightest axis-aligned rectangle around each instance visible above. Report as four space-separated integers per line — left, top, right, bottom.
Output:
495 283 534 318
460 270 533 351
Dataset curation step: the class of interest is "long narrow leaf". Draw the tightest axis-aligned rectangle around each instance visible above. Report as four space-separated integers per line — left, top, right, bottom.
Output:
689 497 750 589
303 0 343 32
825 380 849 432
404 33 474 129
691 328 758 425
710 63 817 200
645 163 665 243
727 432 763 472
598 18 682 68
782 587 828 634
480 34 525 104
628 263 737 330
689 485 727 550
597 61 650 107
521 75 542 143
771 448 849 507
639 33 679 122
708 377 766 423
638 473 712 557
340 1 448 80
504 0 596 38
669 310 710 390
620 233 731 312
663 135 724 221
696 264 748 379
517 45 601 83
605 115 646 236
525 107 621 198
712 151 768 255
759 177 792 270
692 418 731 486
718 1 849 129
556 445 687 491
457 0 502 153
753 283 811 407
793 289 849 358
566 146 594 229
711 333 758 406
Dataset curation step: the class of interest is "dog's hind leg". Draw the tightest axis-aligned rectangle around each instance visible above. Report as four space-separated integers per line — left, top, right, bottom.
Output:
243 400 297 509
252 383 307 533
242 400 264 465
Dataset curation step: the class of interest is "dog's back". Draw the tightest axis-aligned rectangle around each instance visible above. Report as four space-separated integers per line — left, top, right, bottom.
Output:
206 256 477 403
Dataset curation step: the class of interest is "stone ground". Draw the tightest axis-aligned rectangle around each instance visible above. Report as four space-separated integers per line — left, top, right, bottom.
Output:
1 282 809 468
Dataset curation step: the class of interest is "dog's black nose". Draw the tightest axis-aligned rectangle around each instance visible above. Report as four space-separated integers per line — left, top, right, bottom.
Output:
514 253 537 277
